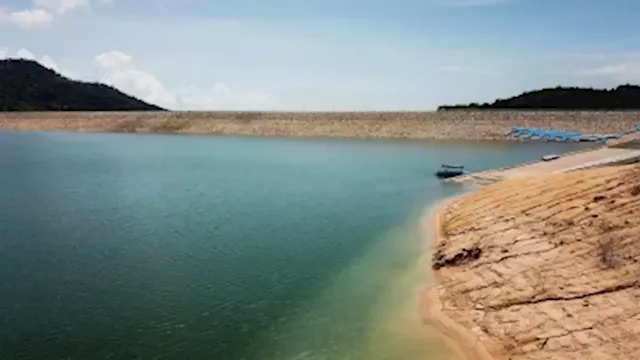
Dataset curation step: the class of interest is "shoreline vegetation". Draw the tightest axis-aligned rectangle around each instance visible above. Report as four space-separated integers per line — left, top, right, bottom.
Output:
424 165 640 360
437 85 640 111
1 111 640 141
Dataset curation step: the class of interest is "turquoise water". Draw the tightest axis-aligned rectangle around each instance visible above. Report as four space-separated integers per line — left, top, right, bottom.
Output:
0 132 591 360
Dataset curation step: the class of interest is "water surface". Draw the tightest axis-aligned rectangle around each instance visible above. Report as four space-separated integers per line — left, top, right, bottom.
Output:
0 132 591 359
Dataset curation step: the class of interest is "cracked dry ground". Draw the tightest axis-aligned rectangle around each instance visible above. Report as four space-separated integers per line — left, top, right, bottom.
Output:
432 164 640 360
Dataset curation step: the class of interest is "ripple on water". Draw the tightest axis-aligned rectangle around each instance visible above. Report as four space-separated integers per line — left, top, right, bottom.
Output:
0 132 591 359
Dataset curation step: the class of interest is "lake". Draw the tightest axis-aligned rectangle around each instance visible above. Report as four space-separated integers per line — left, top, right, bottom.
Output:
0 131 591 360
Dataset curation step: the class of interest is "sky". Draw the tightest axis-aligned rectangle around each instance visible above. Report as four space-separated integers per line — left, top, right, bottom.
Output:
1 0 640 110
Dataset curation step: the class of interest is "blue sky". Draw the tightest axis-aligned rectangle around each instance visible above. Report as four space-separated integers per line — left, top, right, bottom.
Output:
1 0 640 110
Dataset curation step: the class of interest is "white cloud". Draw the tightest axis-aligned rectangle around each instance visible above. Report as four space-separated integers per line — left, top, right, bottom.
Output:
0 0 97 28
1 46 272 110
15 48 36 60
5 8 54 28
94 50 133 70
34 0 90 15
93 50 274 110
3 47 75 78
94 51 177 107
39 55 59 71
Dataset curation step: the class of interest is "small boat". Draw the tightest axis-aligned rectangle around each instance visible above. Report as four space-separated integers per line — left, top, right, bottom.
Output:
435 164 467 179
541 154 560 161
578 134 600 142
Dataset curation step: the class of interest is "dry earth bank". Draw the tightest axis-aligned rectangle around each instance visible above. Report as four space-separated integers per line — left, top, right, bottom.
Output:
0 111 639 140
428 164 640 360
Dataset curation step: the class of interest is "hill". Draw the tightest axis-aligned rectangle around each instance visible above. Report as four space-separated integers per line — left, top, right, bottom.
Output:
0 59 164 111
438 85 640 111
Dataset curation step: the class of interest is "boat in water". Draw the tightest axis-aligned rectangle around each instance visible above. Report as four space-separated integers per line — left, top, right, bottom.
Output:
541 154 561 161
435 164 468 179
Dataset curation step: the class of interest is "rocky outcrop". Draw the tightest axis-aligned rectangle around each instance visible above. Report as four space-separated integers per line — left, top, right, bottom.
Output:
427 165 640 360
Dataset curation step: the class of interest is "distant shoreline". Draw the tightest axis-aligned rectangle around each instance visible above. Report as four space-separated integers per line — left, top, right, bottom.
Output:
1 111 639 141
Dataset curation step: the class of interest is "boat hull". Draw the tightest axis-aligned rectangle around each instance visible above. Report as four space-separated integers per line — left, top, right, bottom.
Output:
435 170 465 179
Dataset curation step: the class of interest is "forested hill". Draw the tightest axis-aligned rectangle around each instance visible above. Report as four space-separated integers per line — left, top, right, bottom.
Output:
438 85 640 111
0 59 164 111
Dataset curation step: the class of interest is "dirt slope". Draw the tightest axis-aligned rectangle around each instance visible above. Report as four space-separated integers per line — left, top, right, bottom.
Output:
0 111 639 140
428 164 640 360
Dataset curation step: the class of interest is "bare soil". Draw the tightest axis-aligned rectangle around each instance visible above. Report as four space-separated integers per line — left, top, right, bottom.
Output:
426 164 640 360
1 111 639 140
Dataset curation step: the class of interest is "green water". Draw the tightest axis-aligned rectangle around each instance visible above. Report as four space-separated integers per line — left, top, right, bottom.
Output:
0 132 591 360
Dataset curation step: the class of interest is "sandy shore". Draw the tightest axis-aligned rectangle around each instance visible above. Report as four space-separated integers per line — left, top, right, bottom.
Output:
420 196 495 360
1 111 639 140
423 164 640 360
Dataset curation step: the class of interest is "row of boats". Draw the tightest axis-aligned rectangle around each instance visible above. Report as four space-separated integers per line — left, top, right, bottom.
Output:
506 126 640 143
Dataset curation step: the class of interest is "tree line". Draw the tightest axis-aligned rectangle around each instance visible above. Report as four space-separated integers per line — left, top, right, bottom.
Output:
438 85 640 111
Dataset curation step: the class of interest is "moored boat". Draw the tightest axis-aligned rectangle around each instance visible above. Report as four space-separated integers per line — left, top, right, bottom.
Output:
542 154 560 161
435 164 467 179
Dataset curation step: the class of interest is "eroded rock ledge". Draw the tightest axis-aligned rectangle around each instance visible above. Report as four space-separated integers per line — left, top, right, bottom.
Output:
430 164 640 360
